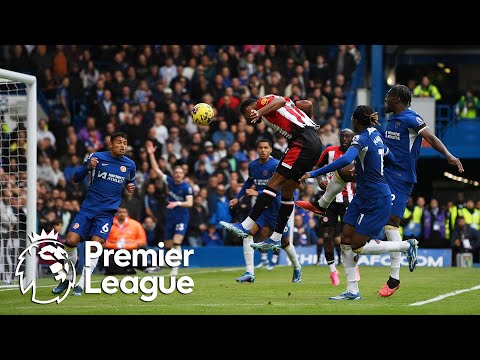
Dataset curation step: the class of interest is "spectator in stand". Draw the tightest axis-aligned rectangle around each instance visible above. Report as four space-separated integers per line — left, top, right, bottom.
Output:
331 45 357 83
400 196 424 240
203 223 224 246
456 88 479 119
309 54 331 89
421 198 450 248
450 216 479 266
212 120 235 147
188 194 209 247
413 75 441 101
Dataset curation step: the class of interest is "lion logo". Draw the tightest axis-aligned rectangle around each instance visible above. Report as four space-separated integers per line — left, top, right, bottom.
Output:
15 230 76 304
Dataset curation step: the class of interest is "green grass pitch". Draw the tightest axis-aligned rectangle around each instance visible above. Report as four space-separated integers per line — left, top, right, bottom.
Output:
1 265 479 315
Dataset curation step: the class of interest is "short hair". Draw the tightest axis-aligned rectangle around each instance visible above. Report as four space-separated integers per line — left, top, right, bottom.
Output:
52 218 63 226
256 137 272 148
387 84 412 106
239 98 257 116
340 128 354 135
111 132 128 142
352 105 379 126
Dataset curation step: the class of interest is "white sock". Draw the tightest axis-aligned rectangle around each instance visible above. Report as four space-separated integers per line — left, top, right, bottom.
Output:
270 232 282 242
385 227 402 280
65 245 77 282
328 263 337 273
170 244 182 274
359 239 408 254
241 217 255 230
318 171 345 208
243 236 254 274
342 244 359 294
271 253 279 265
76 256 99 289
261 252 268 261
283 244 301 270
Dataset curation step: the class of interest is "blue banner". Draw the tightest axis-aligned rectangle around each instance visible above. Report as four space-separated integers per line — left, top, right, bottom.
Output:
76 244 452 269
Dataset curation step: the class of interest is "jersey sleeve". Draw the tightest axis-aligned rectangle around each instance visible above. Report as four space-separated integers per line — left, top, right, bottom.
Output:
406 114 428 134
351 134 367 151
256 95 276 110
83 152 95 166
127 161 137 186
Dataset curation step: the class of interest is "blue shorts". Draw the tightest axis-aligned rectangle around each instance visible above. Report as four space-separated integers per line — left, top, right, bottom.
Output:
385 175 415 218
68 210 115 241
165 217 189 240
256 206 290 237
343 194 392 237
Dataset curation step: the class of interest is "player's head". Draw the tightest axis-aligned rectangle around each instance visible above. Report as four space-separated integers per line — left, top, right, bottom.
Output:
172 165 185 183
110 132 128 156
256 138 272 160
351 105 379 132
339 128 354 151
240 98 258 122
385 84 411 113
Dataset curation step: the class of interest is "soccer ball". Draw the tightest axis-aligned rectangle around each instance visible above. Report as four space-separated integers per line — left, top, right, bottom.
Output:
191 103 214 126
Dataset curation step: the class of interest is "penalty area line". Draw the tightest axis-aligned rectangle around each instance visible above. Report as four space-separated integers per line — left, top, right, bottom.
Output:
408 284 480 306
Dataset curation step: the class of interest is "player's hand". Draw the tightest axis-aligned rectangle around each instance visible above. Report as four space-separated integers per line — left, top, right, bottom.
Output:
319 179 328 190
229 198 239 208
447 155 464 173
250 109 260 123
300 172 311 182
166 201 179 209
88 157 98 170
126 183 135 193
245 188 258 197
146 141 156 155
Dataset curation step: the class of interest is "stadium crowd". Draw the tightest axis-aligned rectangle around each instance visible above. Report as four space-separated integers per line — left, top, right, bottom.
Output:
0 45 478 266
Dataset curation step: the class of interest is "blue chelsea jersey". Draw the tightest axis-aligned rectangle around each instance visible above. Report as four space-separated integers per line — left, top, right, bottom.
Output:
351 127 391 198
248 156 279 195
383 108 428 183
82 151 136 213
163 175 193 219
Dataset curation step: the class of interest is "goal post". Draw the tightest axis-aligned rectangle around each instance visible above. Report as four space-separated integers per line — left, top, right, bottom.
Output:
0 68 36 287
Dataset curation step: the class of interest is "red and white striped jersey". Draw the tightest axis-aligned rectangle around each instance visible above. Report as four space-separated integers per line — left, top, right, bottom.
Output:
256 95 318 139
317 145 355 203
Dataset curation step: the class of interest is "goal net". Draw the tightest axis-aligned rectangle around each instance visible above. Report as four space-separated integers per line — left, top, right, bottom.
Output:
0 68 36 287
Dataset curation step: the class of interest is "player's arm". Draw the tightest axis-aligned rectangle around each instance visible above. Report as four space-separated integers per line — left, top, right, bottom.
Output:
126 163 137 193
294 99 313 118
313 147 330 189
175 194 193 208
73 154 97 183
420 129 464 173
306 146 360 178
251 96 286 123
146 141 165 178
231 176 254 206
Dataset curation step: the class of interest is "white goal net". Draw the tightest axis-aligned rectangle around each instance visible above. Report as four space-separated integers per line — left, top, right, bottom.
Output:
0 69 36 287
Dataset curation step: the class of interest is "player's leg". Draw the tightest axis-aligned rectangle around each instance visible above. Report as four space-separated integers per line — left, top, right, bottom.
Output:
296 164 353 216
379 180 415 297
254 133 322 252
329 222 361 300
348 195 418 271
52 213 89 294
279 222 302 283
323 204 341 285
236 224 259 283
169 221 188 276
73 214 114 295
252 179 297 252
220 172 287 239
256 224 272 269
